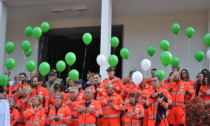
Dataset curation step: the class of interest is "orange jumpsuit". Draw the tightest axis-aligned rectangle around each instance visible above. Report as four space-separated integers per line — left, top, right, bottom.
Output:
73 99 103 125
34 85 50 113
103 76 123 94
23 106 46 126
47 103 72 125
100 92 124 126
144 87 172 126
122 102 144 126
165 80 195 125
121 83 138 101
10 107 19 126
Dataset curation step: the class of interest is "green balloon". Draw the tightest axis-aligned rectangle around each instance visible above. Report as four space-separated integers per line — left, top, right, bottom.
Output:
5 58 16 70
68 69 79 81
120 48 130 59
82 33 92 45
154 69 165 81
171 23 181 35
24 48 32 57
108 55 119 67
22 40 31 52
39 62 50 76
56 60 66 72
5 41 15 54
185 27 195 38
194 51 204 62
0 74 9 87
203 33 210 47
159 40 170 51
65 52 76 66
33 27 42 39
160 51 172 67
171 57 180 67
147 46 156 57
25 26 33 37
110 37 119 48
26 60 36 72
41 22 50 33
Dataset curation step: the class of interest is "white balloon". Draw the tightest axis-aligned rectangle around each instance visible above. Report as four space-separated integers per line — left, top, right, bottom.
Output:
206 50 210 59
141 59 151 71
96 54 106 66
132 71 143 85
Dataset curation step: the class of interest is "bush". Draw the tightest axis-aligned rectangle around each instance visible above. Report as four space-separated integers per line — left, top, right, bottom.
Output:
185 97 210 126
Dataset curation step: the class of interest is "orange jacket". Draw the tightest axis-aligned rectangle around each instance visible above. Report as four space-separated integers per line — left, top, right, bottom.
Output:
122 103 144 125
13 82 31 93
78 88 85 99
103 76 123 94
34 85 50 112
121 83 138 101
100 92 124 118
23 106 46 126
165 80 195 106
137 84 153 105
198 84 210 102
145 78 152 86
10 107 19 126
94 82 107 100
72 99 103 125
144 87 172 120
49 92 67 107
47 103 72 125
66 97 81 123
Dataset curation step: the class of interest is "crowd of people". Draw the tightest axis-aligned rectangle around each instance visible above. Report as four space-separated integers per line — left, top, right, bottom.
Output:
0 66 210 126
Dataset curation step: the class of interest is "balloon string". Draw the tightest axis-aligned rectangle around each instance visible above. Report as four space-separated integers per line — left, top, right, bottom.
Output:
59 72 61 78
39 37 44 64
199 62 201 72
22 56 26 72
187 39 191 70
174 35 177 56
33 41 38 61
113 48 115 55
126 60 130 72
81 46 88 81
68 65 71 72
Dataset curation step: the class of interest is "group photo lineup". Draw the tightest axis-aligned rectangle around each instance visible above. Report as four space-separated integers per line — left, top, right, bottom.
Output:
0 0 210 126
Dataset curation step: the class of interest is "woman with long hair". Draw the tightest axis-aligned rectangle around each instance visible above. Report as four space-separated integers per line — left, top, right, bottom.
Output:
23 95 46 126
198 75 210 104
195 73 204 96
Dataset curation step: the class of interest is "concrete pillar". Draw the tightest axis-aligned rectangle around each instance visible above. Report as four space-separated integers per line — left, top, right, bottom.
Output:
100 0 112 80
0 1 7 74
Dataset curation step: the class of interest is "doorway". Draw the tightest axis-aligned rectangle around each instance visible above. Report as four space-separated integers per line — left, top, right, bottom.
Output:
38 26 123 82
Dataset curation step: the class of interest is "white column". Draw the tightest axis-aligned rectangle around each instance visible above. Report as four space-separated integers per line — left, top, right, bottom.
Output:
0 1 7 74
100 0 112 80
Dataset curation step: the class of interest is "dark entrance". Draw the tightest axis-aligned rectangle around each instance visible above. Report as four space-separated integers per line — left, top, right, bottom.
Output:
38 26 123 82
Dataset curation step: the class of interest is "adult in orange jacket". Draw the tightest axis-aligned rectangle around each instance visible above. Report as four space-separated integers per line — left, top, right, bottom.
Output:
100 83 124 126
47 92 72 125
65 87 81 126
93 73 107 100
72 87 103 126
165 71 195 126
32 76 50 113
122 93 144 126
198 75 210 104
49 83 67 107
102 67 123 94
16 86 33 126
144 76 172 126
9 98 19 126
23 95 46 126
146 68 157 86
